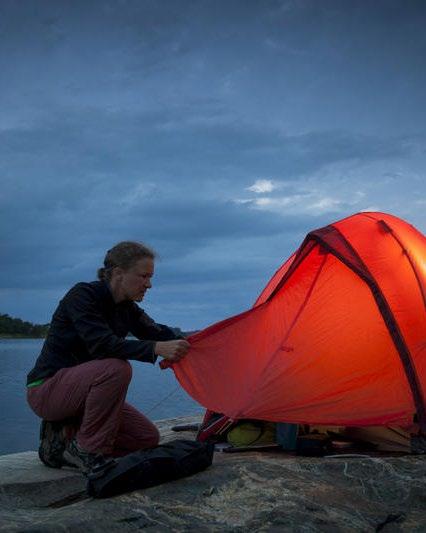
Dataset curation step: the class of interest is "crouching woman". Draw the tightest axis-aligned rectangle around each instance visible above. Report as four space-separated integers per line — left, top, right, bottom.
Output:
26 241 190 471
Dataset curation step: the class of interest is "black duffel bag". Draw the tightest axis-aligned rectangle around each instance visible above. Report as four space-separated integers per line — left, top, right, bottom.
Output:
87 439 214 498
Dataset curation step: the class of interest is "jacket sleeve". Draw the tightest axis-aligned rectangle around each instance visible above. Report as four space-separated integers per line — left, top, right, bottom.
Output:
64 285 157 363
128 303 183 342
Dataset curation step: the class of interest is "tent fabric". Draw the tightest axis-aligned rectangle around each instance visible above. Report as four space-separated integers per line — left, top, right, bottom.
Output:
166 212 426 432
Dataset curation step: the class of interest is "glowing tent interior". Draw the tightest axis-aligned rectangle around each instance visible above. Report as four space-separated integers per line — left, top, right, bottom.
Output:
165 212 426 434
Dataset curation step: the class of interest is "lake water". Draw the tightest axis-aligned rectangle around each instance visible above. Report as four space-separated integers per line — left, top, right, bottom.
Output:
0 339 203 456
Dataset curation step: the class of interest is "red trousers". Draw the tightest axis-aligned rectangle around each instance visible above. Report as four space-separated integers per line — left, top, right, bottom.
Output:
27 358 160 456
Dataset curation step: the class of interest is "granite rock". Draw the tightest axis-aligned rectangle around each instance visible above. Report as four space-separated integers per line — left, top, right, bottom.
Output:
0 416 425 532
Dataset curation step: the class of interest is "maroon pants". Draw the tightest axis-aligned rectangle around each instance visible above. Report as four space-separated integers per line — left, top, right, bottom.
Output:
27 358 160 456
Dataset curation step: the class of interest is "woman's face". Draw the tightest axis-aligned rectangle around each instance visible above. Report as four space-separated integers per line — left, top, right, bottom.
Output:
115 257 155 302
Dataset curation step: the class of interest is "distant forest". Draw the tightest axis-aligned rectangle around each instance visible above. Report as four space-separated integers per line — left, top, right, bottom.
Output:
0 313 194 339
0 313 50 338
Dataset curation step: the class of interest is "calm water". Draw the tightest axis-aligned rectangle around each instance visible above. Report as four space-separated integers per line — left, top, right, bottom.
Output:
0 339 203 456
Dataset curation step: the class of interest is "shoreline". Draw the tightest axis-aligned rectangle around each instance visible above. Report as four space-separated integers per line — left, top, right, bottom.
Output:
0 335 45 339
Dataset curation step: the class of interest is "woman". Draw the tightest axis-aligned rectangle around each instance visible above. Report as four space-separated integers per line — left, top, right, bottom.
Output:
26 241 190 471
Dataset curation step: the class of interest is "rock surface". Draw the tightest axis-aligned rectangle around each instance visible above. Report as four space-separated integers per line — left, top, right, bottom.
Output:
0 416 425 532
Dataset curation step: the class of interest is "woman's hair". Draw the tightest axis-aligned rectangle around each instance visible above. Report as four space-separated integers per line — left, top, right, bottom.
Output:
97 241 156 281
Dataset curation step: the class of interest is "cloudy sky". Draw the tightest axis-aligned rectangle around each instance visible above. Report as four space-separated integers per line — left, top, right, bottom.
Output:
1 0 425 329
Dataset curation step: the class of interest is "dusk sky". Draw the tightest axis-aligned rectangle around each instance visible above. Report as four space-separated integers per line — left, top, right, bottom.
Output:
1 0 425 330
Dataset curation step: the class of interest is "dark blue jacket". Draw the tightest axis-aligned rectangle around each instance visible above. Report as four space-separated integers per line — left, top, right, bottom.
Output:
27 280 179 384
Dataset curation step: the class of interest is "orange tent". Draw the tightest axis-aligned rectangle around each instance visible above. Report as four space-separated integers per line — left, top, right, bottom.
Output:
168 212 426 432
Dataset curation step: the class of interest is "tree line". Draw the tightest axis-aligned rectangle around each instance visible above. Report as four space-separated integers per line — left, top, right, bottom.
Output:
0 313 50 338
0 314 194 339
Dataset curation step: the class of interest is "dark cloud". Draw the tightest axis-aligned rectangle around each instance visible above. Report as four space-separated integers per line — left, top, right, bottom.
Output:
0 0 425 326
0 104 415 192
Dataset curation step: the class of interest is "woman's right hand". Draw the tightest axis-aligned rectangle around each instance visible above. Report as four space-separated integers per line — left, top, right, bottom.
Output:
154 340 190 362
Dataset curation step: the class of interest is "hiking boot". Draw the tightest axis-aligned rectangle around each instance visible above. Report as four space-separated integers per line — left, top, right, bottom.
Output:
38 420 69 468
62 438 106 473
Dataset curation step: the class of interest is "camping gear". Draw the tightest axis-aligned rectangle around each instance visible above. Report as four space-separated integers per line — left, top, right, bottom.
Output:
296 434 332 456
162 212 426 440
340 426 411 453
86 439 214 498
276 423 299 451
196 411 235 443
226 421 276 447
411 434 426 453
171 423 201 432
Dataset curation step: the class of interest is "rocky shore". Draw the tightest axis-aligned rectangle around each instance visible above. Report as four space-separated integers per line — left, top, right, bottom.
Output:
1 416 425 532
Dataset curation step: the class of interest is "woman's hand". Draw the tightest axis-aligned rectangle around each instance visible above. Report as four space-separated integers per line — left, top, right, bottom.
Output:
154 340 190 362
